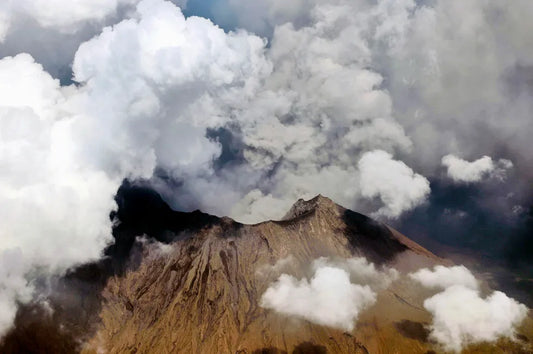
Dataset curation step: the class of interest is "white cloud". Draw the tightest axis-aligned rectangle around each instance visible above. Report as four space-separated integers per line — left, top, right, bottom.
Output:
0 0 531 227
0 53 118 263
0 0 140 42
0 1 271 336
0 0 430 228
425 286 527 352
260 257 396 331
409 265 479 291
0 53 119 336
442 154 514 183
0 0 270 334
358 150 430 218
442 154 495 183
71 0 270 179
150 0 425 222
261 266 375 331
15 0 128 31
410 265 528 352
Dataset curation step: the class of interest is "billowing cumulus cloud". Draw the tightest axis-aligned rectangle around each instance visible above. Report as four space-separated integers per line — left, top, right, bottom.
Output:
0 0 270 335
0 0 189 82
442 154 513 183
71 0 269 179
410 265 528 352
359 150 430 218
0 53 119 334
260 257 397 330
425 286 527 352
261 266 375 331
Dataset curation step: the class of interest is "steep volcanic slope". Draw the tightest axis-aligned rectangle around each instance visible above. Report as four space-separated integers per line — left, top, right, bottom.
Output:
1 191 531 353
75 195 532 354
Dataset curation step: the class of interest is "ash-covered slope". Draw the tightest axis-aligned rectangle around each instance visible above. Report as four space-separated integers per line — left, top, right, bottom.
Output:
79 194 445 353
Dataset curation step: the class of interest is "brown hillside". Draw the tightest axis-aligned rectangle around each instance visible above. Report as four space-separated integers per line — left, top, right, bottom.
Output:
79 195 526 354
2 195 532 354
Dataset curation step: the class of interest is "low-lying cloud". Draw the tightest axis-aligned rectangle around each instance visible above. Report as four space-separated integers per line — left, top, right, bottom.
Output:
409 265 479 290
442 155 513 183
260 257 397 331
410 265 528 352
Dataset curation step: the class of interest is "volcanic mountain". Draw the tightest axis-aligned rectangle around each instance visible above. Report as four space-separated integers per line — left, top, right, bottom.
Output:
1 185 532 353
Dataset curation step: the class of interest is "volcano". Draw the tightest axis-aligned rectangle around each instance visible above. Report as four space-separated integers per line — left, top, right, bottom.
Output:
1 188 532 353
